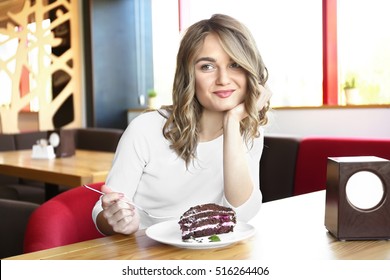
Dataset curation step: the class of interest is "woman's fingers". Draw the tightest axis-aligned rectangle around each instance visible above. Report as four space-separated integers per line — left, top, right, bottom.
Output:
100 186 140 234
102 201 139 234
226 84 272 122
113 210 140 234
101 184 113 194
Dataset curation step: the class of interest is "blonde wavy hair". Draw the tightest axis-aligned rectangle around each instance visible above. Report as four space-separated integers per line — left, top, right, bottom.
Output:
161 14 269 166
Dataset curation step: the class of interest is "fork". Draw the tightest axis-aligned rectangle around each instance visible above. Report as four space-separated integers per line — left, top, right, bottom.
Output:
83 184 175 219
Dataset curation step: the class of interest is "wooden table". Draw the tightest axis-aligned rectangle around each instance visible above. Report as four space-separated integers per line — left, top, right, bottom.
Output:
0 149 114 199
5 190 390 260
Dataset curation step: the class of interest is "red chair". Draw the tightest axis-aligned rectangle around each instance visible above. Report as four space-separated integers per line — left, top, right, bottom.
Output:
24 182 105 253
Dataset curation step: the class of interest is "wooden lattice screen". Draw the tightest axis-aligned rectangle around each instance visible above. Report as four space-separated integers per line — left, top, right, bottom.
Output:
0 0 82 133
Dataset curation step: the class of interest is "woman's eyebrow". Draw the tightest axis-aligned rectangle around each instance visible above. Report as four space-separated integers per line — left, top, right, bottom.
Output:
195 57 216 64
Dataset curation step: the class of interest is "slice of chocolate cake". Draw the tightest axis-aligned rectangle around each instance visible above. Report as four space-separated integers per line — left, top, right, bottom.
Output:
178 203 236 241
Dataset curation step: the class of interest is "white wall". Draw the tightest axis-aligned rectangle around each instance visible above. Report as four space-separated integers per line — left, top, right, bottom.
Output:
265 107 390 138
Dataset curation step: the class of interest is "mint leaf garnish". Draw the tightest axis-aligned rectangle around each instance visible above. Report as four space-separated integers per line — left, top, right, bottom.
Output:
208 235 221 242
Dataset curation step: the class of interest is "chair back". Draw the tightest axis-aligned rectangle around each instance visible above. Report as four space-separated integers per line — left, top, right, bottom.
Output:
14 131 48 150
260 135 301 202
24 182 104 253
294 137 390 195
75 128 123 152
0 199 39 258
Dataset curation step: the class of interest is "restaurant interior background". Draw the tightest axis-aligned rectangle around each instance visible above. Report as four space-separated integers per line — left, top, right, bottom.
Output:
0 0 389 138
2 0 390 267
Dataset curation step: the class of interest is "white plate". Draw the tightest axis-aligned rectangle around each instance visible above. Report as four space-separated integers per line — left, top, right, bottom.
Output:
145 220 255 249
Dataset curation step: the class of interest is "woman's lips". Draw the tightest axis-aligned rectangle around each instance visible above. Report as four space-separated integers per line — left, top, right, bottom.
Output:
214 90 234 98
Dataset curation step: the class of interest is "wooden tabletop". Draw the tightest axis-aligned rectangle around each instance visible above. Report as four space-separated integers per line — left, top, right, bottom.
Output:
0 149 114 187
6 191 390 260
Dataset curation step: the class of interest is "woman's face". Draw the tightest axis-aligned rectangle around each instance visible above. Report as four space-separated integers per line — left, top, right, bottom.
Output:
194 33 247 113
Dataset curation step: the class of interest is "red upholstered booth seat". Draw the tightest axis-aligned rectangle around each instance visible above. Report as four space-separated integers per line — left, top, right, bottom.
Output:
24 182 104 253
294 137 390 196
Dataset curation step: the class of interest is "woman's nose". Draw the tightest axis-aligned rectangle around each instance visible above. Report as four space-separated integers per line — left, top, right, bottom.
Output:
216 69 231 85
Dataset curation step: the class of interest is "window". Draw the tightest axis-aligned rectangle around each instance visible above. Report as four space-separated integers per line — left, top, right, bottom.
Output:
179 0 390 107
338 0 390 105
180 0 322 108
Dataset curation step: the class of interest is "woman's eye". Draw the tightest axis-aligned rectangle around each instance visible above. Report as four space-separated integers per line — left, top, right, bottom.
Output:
200 64 214 71
230 62 241 69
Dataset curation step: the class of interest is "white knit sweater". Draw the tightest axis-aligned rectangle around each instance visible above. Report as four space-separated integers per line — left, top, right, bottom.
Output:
93 110 263 229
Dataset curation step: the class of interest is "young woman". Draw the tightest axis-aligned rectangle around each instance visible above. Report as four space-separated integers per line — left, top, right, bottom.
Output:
92 14 271 235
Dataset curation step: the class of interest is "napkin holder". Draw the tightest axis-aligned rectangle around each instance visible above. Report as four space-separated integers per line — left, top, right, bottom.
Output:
31 142 56 159
47 129 75 158
325 156 390 240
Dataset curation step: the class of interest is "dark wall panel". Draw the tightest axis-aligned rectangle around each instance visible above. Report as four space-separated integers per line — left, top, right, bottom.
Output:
85 0 153 129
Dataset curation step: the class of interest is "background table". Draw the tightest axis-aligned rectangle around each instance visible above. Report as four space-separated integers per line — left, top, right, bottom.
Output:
5 190 390 260
0 149 114 199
